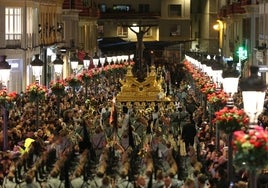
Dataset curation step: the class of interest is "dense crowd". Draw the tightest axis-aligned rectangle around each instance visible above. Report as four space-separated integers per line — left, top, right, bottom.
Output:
0 61 268 188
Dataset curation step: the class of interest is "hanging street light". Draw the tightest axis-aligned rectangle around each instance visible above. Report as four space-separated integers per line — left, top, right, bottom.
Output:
239 65 267 126
0 55 11 90
30 54 43 84
222 61 240 107
70 53 79 75
100 56 106 68
83 53 91 70
93 52 99 69
52 54 64 80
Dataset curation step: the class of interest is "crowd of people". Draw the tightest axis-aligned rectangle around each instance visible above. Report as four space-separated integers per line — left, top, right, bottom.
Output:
0 60 268 188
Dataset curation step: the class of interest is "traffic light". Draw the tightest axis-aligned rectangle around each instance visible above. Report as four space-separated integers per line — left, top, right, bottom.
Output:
237 46 247 61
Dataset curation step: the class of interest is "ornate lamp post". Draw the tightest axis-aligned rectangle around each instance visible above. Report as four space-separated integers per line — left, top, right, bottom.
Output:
0 56 11 151
239 65 267 188
52 54 64 80
30 54 43 84
83 53 91 70
52 54 65 118
83 53 91 100
221 61 240 185
70 53 79 75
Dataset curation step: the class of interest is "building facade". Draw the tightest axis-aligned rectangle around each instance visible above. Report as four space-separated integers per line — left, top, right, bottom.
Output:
96 0 192 64
0 0 99 92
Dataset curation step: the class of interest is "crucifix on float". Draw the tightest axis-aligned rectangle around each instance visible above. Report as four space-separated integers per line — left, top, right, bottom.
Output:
129 25 151 70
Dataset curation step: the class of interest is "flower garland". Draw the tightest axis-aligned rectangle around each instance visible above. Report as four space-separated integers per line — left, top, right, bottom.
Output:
213 107 249 134
233 126 268 170
50 80 66 96
26 83 47 101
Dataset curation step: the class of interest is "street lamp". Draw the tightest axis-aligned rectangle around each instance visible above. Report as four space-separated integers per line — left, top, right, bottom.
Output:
83 53 91 70
213 20 223 53
30 54 43 84
240 66 267 126
222 61 240 107
93 52 99 69
0 55 11 151
221 60 240 185
100 56 106 68
112 56 117 64
52 54 64 80
70 53 79 75
239 65 267 188
0 55 11 90
129 54 134 61
107 56 112 65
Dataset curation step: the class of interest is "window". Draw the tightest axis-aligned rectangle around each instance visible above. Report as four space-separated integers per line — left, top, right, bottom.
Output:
117 26 128 37
98 4 107 13
168 4 182 17
5 8 22 40
142 27 152 37
170 25 181 36
98 25 104 37
139 4 150 13
113 5 131 12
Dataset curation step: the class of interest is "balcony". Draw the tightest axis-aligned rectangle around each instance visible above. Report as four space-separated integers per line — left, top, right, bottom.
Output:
219 2 246 17
99 11 161 20
80 7 100 17
227 3 246 14
240 0 259 6
5 34 22 49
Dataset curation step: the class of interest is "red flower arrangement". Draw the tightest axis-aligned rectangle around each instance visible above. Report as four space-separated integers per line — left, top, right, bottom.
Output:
207 90 228 105
0 90 17 107
50 80 66 96
213 106 249 134
233 126 268 170
77 69 93 84
65 75 82 88
200 82 216 95
26 83 47 101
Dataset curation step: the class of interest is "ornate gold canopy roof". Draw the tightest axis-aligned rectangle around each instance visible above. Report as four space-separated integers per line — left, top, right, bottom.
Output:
116 65 171 102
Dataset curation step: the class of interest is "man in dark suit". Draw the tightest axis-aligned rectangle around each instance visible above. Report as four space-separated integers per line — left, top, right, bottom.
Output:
181 118 197 152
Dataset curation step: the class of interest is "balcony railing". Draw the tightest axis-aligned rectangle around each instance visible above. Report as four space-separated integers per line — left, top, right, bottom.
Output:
240 0 259 6
5 34 22 48
99 11 161 19
219 2 246 17
79 7 100 17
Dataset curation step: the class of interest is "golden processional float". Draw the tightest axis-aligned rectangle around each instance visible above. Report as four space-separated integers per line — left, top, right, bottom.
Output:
114 64 176 119
116 65 172 102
